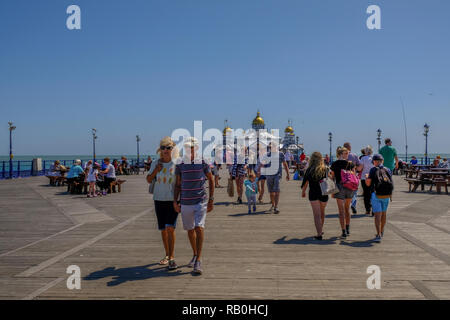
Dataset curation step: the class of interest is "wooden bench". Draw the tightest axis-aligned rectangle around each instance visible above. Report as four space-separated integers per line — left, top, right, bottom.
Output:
404 169 419 179
129 165 141 175
110 179 126 193
46 175 67 186
67 180 83 194
404 178 431 192
429 178 448 194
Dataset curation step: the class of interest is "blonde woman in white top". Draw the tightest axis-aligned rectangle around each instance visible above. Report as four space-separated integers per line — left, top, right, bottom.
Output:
146 137 180 270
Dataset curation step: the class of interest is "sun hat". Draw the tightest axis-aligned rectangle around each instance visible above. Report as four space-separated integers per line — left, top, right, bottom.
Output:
183 137 199 148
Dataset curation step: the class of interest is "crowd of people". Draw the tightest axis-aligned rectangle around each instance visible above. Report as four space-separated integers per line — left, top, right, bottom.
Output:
144 135 404 275
45 134 448 277
61 158 118 196
46 135 445 277
40 130 448 279
47 155 156 196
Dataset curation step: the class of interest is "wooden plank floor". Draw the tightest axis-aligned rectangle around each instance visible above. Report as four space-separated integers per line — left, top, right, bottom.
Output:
0 170 449 299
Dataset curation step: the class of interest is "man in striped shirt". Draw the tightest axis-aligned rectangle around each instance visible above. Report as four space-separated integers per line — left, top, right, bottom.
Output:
174 137 215 275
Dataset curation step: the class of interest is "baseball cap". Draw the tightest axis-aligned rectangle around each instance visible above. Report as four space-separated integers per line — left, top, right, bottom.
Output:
372 154 384 161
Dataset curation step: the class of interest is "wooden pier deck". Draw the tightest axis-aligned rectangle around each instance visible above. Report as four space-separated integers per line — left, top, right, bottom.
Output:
0 171 449 300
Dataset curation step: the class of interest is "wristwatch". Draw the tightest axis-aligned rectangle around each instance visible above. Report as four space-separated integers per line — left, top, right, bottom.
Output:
208 197 214 202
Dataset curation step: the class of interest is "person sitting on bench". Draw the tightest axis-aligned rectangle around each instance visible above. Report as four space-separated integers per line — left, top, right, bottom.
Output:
48 160 62 185
66 160 85 194
100 157 116 195
119 156 130 175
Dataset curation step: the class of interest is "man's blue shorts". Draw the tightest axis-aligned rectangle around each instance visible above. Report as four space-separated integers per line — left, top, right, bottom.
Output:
371 193 390 213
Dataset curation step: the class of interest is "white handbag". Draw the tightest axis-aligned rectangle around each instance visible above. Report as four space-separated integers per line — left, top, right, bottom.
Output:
319 168 339 195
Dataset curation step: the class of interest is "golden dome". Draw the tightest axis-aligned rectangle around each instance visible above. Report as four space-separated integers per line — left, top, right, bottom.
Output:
252 111 265 126
285 126 294 133
223 126 232 135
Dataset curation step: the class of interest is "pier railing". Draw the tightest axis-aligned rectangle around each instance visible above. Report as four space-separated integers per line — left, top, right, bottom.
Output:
0 156 433 180
0 158 145 180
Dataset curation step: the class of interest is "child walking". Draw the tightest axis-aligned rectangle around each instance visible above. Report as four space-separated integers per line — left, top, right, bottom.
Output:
244 172 258 214
87 162 99 198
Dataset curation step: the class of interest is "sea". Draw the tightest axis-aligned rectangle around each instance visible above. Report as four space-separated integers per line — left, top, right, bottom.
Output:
1 153 448 172
0 155 156 172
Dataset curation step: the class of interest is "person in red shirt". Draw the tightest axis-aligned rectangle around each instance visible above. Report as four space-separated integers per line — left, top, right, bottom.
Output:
300 152 306 162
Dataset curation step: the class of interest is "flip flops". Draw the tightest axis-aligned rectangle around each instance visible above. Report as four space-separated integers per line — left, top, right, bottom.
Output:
159 256 169 265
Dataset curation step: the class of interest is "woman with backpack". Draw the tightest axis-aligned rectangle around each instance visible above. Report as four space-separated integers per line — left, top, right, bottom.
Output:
330 146 357 238
365 154 393 243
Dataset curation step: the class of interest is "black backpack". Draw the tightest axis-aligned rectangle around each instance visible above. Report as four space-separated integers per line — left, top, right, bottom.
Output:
374 167 393 196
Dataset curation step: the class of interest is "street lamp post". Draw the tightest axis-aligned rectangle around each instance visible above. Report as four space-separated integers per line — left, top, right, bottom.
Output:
136 135 141 166
328 132 332 162
296 136 299 161
424 124 430 165
8 122 16 179
377 129 382 152
92 128 97 163
245 136 249 159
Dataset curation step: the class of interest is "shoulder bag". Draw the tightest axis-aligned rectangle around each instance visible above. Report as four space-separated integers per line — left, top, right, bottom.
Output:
319 168 339 195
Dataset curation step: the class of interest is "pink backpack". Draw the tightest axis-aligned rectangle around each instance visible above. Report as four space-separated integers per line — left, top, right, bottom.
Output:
341 164 359 191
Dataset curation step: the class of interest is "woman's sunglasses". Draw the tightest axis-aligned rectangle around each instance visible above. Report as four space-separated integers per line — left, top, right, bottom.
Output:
160 145 173 151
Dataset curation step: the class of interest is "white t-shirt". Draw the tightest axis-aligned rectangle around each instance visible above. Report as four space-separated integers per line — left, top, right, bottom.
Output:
148 159 176 201
87 167 98 182
361 155 374 180
105 164 116 178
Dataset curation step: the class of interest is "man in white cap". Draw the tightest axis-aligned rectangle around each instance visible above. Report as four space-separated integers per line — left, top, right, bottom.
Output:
174 137 215 275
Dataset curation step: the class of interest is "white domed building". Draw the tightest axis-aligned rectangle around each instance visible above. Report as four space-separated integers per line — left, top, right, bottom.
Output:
281 120 304 160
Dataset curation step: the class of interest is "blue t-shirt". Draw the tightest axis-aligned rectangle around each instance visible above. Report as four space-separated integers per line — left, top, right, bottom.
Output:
67 165 84 178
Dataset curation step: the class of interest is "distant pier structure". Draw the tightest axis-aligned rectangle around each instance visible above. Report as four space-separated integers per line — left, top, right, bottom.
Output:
281 120 304 159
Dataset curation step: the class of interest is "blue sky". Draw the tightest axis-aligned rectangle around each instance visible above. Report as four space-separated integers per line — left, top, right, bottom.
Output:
1 0 449 156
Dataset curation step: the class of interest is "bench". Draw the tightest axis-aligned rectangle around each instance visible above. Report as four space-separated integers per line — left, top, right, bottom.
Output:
46 175 67 186
129 165 141 175
110 179 126 193
404 169 419 179
404 178 431 192
429 178 448 194
67 179 84 194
